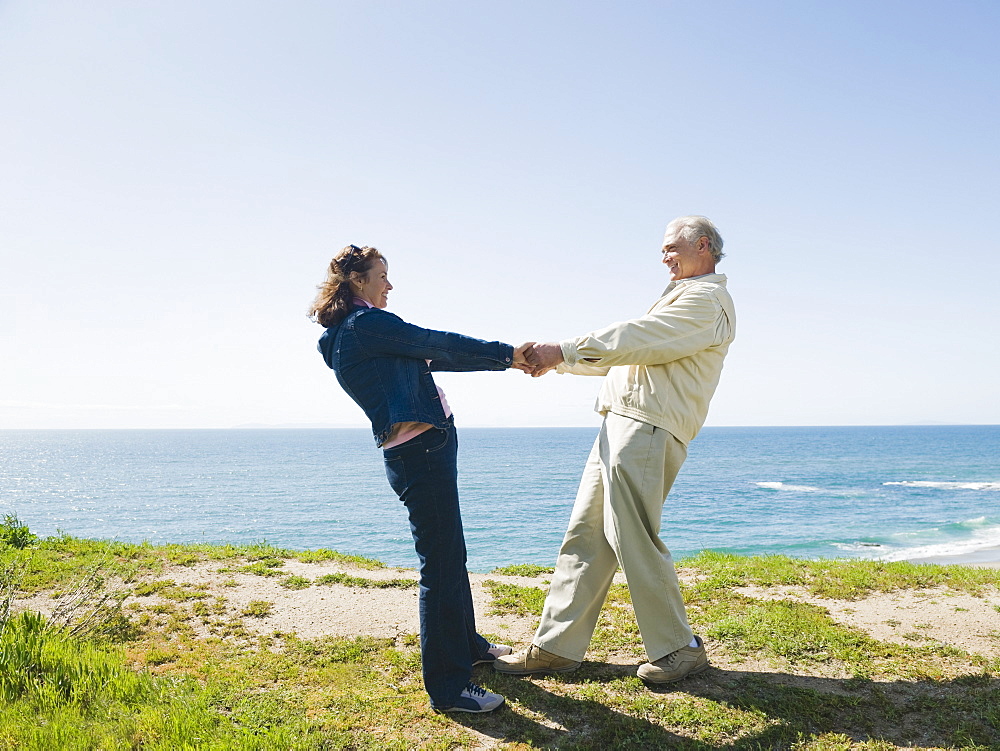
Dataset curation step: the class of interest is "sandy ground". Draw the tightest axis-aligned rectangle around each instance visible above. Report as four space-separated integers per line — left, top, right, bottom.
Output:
14 559 537 648
17 558 1000 662
161 559 545 646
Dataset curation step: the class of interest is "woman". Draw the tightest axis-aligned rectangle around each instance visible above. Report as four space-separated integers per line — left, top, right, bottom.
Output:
309 244 525 714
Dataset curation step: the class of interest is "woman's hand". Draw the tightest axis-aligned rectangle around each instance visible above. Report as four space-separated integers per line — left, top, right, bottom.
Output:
524 342 563 377
512 343 535 373
512 342 562 376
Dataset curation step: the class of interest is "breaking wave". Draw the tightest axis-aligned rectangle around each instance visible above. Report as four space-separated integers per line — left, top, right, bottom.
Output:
755 481 822 492
883 480 1000 491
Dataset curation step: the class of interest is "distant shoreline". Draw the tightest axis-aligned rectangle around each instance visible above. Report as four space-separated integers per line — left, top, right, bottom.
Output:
908 544 1000 569
3 423 1000 431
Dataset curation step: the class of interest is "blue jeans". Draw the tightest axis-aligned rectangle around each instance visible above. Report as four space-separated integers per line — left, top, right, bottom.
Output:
382 420 490 708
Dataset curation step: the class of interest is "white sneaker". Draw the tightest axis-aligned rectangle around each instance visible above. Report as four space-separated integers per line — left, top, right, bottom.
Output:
437 682 505 713
472 642 512 666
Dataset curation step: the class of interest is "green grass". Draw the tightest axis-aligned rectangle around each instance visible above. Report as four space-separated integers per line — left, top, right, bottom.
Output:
489 564 555 577
234 559 287 577
133 579 210 601
0 514 37 549
685 549 1000 598
0 610 309 749
241 600 274 618
292 548 386 569
3 518 1000 749
0 530 387 595
314 572 418 589
483 580 548 617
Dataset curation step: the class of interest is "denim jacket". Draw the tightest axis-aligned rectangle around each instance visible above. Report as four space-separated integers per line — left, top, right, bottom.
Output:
318 306 514 446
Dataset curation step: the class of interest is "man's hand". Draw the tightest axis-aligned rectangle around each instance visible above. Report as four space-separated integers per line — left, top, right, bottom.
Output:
512 342 535 373
525 342 564 377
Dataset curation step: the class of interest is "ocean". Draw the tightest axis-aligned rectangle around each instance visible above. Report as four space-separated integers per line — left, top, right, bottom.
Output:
2 426 998 572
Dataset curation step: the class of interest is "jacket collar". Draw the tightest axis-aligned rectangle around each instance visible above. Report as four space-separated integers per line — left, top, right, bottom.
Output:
662 272 727 296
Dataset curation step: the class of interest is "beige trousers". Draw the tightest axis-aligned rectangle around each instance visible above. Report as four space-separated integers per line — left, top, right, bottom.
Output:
533 411 693 662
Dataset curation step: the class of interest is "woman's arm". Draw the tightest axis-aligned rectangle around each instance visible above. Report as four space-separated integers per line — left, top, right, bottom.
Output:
352 309 514 372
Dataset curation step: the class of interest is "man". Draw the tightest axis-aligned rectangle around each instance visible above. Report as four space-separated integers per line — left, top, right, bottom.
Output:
497 215 735 683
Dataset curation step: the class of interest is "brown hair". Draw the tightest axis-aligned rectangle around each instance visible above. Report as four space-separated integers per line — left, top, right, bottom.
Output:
308 245 385 328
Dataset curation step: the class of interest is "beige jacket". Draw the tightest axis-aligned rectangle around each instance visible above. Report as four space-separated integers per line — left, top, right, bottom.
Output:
556 273 735 445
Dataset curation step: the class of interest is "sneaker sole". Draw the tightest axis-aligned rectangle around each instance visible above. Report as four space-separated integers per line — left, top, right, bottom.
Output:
436 700 505 714
638 660 709 684
473 656 510 666
473 652 513 666
493 662 581 676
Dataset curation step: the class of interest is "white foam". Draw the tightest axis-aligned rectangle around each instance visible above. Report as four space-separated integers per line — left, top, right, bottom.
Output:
755 481 821 492
833 541 887 552
874 524 1000 562
954 516 990 528
883 480 1000 491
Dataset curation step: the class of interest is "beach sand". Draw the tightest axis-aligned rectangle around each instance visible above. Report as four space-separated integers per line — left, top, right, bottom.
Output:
907 545 1000 568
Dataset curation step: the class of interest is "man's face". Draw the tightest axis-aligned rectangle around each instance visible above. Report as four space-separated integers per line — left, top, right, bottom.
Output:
661 227 711 281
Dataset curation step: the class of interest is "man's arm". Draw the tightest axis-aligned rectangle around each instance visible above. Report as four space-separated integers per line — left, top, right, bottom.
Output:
561 290 728 369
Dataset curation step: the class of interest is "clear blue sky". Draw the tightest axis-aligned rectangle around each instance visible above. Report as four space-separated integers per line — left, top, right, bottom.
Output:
3 1 998 429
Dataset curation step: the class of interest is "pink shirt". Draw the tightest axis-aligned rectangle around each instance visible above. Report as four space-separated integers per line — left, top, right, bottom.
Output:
353 298 452 448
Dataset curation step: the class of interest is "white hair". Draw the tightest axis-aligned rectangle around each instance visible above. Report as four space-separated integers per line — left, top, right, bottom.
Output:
668 215 725 262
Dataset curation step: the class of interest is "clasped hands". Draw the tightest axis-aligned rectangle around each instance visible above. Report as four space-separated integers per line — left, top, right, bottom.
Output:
512 342 563 377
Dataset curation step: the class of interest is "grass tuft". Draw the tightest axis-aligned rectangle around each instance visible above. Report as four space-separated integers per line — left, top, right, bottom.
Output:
483 580 547 617
489 563 555 577
241 601 273 618
235 559 286 577
314 573 417 589
292 548 385 569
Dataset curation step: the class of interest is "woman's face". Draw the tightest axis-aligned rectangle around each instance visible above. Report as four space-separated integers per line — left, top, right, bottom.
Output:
356 259 392 308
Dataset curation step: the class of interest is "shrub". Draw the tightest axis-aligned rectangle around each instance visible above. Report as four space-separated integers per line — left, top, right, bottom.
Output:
0 610 155 706
0 515 37 550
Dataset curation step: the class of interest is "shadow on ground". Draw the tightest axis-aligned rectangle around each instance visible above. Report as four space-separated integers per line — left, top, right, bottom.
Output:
447 662 1000 748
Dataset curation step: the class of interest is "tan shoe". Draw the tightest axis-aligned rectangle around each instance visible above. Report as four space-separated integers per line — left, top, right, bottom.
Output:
637 636 709 683
493 644 581 675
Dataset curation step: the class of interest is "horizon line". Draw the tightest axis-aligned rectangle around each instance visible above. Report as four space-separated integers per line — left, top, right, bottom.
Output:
2 423 999 431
